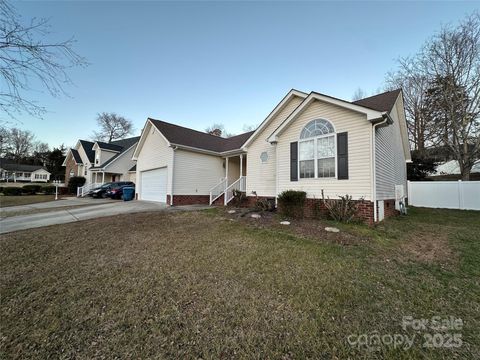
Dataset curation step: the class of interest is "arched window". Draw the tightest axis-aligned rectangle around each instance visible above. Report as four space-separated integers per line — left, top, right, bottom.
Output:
298 119 336 179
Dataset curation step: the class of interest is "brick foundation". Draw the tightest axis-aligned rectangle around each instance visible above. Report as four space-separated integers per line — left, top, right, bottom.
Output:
303 198 375 225
381 199 399 219
170 195 210 206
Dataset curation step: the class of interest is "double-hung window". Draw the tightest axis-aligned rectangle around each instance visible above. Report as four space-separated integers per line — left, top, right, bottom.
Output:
299 119 336 179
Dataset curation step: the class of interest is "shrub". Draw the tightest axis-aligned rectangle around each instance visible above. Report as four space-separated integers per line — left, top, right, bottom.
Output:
277 190 306 218
3 187 22 196
22 185 42 195
67 176 86 194
43 185 57 195
231 189 246 207
321 190 360 223
0 186 3 194
254 197 275 212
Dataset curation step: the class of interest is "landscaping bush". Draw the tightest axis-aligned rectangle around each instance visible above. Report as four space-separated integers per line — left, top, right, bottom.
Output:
43 185 56 195
321 190 360 223
3 187 22 196
231 189 246 207
277 190 306 218
254 197 275 212
67 176 86 194
0 186 3 194
22 185 42 195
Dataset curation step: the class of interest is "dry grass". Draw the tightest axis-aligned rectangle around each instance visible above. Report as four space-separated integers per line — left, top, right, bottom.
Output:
0 204 93 218
0 208 479 359
0 195 56 208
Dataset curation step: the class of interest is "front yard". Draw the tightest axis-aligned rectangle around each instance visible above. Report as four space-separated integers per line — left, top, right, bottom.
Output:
0 195 57 208
0 207 479 358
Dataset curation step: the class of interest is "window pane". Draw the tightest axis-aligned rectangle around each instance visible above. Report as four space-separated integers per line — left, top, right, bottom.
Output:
299 140 314 160
300 119 335 139
300 160 315 178
317 136 335 158
318 158 335 178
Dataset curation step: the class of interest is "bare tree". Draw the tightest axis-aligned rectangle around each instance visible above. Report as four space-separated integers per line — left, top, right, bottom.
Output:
0 0 87 121
205 123 233 137
0 125 10 156
242 124 257 132
8 128 34 161
418 12 480 180
32 140 50 165
92 112 133 143
386 59 433 155
351 88 368 101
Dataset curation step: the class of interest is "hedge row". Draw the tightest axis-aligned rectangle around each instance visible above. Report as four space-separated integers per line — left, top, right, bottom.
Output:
0 185 67 196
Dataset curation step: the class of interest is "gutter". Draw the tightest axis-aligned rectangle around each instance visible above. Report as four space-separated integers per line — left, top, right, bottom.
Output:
371 113 391 223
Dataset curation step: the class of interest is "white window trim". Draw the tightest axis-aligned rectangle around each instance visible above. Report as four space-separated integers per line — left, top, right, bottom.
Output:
298 119 337 180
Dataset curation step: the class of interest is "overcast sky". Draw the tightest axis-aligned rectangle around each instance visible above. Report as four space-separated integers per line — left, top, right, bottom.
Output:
11 1 480 148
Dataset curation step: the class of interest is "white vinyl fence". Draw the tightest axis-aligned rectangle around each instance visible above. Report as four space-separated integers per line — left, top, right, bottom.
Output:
407 180 480 210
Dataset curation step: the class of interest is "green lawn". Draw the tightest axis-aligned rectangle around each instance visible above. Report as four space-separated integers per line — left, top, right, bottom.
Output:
0 195 57 208
0 207 479 358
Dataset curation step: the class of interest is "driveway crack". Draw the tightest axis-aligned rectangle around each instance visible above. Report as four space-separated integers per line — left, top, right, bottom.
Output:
65 209 80 221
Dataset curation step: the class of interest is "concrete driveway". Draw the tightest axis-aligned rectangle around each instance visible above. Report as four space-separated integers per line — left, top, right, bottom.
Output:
0 199 169 234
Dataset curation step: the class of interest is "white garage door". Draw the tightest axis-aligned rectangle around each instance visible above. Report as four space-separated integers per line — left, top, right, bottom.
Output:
140 167 167 202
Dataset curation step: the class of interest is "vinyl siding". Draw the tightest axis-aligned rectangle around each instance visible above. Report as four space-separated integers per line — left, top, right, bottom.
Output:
173 149 225 195
103 145 136 179
76 145 92 183
136 124 173 200
99 149 117 166
375 97 407 199
277 99 373 200
246 95 304 196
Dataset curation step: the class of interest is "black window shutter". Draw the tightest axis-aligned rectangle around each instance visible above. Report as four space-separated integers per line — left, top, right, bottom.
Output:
337 132 348 180
290 142 298 181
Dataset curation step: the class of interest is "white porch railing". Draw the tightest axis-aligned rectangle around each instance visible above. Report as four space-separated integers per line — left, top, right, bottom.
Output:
224 176 246 205
209 177 227 205
77 182 102 197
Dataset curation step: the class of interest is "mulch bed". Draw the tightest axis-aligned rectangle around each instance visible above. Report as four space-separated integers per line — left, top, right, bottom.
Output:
221 207 368 246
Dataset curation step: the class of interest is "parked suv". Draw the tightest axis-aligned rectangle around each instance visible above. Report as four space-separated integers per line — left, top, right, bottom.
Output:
106 183 136 200
90 181 134 198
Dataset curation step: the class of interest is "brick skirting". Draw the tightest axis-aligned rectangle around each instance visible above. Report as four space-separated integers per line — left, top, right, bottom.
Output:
166 193 398 225
169 195 210 206
382 199 399 218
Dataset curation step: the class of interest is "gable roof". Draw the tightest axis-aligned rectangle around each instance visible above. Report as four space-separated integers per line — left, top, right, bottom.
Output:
79 140 95 163
0 158 49 172
149 118 253 154
70 149 83 164
242 89 308 148
137 88 405 158
89 136 140 170
267 91 387 143
352 89 401 112
95 141 123 152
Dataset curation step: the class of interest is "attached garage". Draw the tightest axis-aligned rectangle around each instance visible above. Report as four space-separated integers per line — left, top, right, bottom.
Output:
140 167 167 203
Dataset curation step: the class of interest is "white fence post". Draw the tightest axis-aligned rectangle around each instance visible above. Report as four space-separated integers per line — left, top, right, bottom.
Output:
407 180 412 205
458 180 463 210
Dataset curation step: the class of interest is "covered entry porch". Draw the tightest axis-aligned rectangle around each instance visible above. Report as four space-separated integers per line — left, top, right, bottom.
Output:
209 152 247 205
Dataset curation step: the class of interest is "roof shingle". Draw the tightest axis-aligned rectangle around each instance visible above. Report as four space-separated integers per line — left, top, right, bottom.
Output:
352 89 401 112
149 119 253 153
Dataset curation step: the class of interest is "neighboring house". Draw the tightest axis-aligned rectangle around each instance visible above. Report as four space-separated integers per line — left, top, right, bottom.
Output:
133 88 410 224
0 158 51 183
63 136 140 186
428 159 480 181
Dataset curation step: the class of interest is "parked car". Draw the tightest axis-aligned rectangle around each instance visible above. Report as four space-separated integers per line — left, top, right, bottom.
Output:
106 183 136 200
90 181 134 198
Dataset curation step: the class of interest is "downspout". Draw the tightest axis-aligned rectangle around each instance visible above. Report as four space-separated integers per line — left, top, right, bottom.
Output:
371 114 390 223
170 146 177 206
